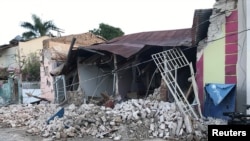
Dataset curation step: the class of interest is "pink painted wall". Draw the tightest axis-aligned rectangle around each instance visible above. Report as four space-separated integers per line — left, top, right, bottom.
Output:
225 10 238 84
40 54 55 101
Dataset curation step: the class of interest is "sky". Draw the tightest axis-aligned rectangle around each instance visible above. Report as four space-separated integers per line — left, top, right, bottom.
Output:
0 0 215 45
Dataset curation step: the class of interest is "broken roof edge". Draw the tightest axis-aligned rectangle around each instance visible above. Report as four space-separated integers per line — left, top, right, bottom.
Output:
192 8 213 46
43 32 106 48
78 43 145 58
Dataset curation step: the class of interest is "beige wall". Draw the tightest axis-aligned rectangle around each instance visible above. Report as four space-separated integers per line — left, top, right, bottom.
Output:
203 25 226 84
18 36 51 100
19 36 50 59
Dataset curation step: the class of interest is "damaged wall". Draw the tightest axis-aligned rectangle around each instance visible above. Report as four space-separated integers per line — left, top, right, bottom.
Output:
40 51 58 101
117 68 135 99
41 33 106 102
77 62 113 101
196 0 238 112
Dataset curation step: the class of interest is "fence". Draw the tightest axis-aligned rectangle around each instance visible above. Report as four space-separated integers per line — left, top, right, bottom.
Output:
22 81 41 104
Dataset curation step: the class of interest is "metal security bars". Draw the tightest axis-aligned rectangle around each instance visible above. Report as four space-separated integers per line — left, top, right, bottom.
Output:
54 75 67 104
152 48 198 119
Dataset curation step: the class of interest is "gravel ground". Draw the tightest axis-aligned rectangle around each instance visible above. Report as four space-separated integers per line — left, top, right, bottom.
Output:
0 127 166 141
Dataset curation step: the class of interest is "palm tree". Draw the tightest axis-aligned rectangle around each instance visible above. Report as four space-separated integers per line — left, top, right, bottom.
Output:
20 14 63 40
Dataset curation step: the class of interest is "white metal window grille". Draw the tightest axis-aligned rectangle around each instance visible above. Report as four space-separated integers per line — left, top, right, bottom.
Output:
152 48 198 119
54 75 67 104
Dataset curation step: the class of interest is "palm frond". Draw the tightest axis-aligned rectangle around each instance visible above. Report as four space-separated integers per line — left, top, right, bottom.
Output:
44 21 59 31
32 14 45 36
20 14 63 39
22 31 37 40
20 22 36 31
32 14 43 26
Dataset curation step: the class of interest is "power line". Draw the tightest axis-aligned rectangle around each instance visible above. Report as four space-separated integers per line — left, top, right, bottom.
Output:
206 28 250 43
46 27 250 95
41 57 155 95
50 7 236 86
41 6 244 98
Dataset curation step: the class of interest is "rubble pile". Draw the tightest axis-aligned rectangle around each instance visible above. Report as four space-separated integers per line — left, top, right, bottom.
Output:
0 104 58 128
0 96 227 140
0 87 226 140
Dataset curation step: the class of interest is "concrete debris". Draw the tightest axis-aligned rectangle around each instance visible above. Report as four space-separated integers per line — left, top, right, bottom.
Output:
207 0 237 42
0 95 227 140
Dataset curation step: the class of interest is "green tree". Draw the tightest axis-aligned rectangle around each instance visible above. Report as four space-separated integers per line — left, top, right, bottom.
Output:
20 14 62 40
22 53 40 81
89 23 124 40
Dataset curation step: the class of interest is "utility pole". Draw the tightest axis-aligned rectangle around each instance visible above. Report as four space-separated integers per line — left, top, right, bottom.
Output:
17 48 23 104
113 54 121 102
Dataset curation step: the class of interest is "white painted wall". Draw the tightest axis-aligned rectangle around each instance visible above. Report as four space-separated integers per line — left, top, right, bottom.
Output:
238 0 250 113
246 0 250 114
0 46 18 69
78 62 113 100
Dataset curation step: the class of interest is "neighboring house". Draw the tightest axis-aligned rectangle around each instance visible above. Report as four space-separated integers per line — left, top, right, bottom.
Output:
0 36 51 104
18 36 50 104
55 29 197 107
0 41 19 104
194 0 250 116
0 36 50 76
19 36 50 59
41 32 106 102
0 41 19 75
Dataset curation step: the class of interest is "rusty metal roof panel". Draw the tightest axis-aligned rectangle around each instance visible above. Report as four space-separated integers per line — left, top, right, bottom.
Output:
107 28 192 46
87 43 144 58
79 28 192 58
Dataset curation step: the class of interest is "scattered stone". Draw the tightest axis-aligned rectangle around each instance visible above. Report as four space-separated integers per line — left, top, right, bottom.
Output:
0 91 227 140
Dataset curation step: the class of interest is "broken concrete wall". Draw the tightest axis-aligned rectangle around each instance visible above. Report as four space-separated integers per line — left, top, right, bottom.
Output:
41 33 106 102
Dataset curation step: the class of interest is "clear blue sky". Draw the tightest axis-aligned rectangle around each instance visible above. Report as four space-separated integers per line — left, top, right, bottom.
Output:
0 0 215 45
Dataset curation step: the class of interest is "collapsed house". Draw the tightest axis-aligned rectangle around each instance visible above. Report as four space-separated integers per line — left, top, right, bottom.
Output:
52 28 201 114
2 1 245 140
44 0 245 121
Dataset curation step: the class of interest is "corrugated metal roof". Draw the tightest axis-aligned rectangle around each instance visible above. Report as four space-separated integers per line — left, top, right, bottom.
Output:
79 28 192 58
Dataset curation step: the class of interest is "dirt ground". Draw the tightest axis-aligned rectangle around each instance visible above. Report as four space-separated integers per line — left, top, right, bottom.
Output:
0 127 166 141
